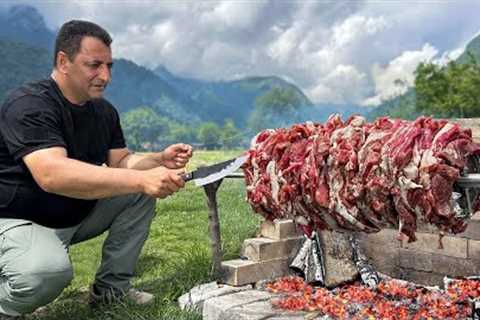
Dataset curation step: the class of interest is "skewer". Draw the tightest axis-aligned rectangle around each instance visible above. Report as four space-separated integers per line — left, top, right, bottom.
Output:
457 174 480 188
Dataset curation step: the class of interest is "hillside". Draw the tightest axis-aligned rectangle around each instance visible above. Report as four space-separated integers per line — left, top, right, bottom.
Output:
457 34 480 63
0 38 312 127
0 5 55 49
155 65 313 125
367 33 480 119
0 39 51 103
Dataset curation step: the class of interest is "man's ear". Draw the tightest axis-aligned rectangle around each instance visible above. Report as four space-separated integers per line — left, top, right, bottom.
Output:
55 51 71 75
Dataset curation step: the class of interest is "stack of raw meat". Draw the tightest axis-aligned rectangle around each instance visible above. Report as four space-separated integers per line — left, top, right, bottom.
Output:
243 115 480 241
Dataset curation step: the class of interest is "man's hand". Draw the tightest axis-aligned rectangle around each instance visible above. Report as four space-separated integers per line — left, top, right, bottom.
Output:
141 167 186 199
161 143 193 169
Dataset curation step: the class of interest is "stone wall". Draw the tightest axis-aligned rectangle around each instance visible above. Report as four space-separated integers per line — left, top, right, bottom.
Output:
357 214 480 287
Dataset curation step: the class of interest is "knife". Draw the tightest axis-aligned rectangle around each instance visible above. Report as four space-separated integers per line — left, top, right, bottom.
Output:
182 155 247 186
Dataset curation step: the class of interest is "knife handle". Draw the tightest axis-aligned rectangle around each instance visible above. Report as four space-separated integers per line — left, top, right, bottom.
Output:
181 172 193 182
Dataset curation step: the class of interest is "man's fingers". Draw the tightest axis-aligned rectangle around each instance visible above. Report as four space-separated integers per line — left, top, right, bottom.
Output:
170 169 186 187
175 144 193 156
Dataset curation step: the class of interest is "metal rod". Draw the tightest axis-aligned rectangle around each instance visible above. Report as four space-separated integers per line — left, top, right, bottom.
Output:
225 172 245 178
456 174 480 188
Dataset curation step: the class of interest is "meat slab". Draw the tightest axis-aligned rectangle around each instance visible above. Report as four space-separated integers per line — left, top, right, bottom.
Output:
243 115 480 242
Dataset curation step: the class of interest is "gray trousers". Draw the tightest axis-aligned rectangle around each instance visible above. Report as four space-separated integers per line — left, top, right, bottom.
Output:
0 193 156 316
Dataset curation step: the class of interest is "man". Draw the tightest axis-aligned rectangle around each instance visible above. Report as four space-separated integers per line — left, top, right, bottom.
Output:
0 20 192 318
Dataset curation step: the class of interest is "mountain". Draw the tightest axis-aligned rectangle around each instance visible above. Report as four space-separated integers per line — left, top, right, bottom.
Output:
0 37 312 127
153 65 313 126
366 89 419 121
457 34 480 64
0 5 55 50
106 59 201 124
0 39 51 103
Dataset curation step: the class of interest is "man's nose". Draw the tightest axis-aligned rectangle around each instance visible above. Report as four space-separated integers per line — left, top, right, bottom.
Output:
98 64 111 83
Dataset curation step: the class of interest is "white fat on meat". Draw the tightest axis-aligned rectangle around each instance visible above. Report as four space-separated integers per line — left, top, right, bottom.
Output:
432 123 454 146
266 160 280 204
403 144 421 180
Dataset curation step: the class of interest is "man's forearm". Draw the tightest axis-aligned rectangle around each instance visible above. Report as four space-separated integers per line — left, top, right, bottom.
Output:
118 152 164 170
43 157 145 199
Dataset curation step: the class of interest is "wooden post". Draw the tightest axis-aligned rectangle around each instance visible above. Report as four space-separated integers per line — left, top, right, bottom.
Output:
203 179 224 277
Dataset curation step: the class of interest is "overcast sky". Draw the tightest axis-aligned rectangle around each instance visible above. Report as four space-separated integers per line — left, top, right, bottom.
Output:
2 0 480 107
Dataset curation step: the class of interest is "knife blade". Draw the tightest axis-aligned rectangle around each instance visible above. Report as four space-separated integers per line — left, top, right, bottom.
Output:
182 155 247 186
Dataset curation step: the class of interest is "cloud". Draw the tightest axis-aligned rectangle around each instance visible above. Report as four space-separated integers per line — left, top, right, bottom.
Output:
364 43 438 106
2 0 480 106
308 64 369 104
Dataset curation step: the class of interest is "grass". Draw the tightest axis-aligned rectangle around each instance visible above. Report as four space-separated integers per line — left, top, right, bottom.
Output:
28 150 260 320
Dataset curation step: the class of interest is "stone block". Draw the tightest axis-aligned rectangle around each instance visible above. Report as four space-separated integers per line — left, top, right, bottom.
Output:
221 258 290 286
319 230 359 287
241 236 303 261
178 281 252 313
469 239 480 260
401 232 467 258
202 289 317 320
360 237 399 278
202 290 274 320
398 268 444 287
357 229 401 248
398 249 433 272
260 219 301 240
219 300 287 320
457 220 480 240
432 255 478 277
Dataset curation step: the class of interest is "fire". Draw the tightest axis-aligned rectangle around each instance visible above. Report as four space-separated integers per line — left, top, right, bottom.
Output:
266 276 474 319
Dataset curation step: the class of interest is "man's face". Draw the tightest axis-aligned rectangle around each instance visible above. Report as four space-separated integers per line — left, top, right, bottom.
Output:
64 36 113 103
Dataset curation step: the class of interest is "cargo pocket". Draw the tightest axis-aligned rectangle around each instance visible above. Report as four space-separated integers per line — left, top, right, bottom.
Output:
0 222 33 261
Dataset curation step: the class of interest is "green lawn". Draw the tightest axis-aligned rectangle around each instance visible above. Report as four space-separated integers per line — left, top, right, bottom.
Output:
30 150 260 320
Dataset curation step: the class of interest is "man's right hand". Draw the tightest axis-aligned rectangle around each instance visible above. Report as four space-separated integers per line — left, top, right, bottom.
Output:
141 167 186 198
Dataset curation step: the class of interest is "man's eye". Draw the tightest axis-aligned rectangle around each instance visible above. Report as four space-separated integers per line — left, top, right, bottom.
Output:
88 63 100 69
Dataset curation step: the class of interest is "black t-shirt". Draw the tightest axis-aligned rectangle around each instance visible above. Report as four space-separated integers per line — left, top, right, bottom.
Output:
0 78 126 228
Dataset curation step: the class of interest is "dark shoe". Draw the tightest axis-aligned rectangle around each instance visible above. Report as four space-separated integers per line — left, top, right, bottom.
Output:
89 285 154 306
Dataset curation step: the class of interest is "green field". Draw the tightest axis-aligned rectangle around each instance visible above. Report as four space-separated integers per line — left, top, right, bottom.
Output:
30 150 260 320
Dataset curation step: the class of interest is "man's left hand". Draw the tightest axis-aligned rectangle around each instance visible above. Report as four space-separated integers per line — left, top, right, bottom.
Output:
161 143 193 169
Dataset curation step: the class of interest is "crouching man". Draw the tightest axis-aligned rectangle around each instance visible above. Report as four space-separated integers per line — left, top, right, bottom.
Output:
0 20 193 318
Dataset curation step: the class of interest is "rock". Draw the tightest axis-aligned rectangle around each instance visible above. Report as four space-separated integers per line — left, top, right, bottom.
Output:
319 230 358 287
178 281 252 313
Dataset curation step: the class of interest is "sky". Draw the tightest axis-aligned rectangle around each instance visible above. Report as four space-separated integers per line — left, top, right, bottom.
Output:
2 0 480 107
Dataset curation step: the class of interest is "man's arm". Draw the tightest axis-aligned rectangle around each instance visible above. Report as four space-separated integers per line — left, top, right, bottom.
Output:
108 148 165 170
23 147 185 200
109 144 193 170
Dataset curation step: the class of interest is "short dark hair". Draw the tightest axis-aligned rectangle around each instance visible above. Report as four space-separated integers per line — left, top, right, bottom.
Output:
54 20 112 67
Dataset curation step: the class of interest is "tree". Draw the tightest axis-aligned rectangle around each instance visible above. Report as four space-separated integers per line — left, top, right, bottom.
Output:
121 106 170 151
169 123 197 144
197 122 222 150
220 119 241 149
248 87 305 133
415 55 480 118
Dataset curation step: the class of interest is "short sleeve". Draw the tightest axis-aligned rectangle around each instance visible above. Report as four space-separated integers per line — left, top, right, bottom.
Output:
0 96 66 161
109 105 126 150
